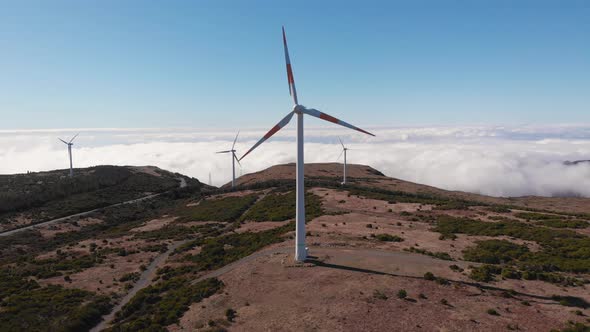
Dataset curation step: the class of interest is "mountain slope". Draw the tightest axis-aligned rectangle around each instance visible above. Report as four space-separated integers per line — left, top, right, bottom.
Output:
1 163 589 332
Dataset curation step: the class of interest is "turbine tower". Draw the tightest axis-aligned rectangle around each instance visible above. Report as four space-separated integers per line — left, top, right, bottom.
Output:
240 27 374 262
58 134 79 177
337 137 349 185
216 131 241 188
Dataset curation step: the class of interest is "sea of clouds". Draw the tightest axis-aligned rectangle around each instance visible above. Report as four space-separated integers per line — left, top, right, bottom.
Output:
1 125 590 198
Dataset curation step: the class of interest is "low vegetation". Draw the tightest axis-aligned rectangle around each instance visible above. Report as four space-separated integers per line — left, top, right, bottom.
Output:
375 234 404 242
346 186 480 208
405 247 453 261
0 166 185 229
434 216 590 273
0 269 112 331
112 277 223 331
178 194 258 222
463 240 529 264
241 191 323 222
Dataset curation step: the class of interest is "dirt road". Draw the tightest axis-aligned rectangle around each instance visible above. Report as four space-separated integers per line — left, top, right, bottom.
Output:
90 240 187 332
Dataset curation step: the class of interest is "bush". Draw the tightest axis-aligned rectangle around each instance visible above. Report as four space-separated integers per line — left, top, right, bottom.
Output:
241 191 323 222
469 265 501 282
113 278 224 329
434 216 590 273
225 308 236 322
0 273 112 332
424 272 435 280
120 272 141 283
487 309 499 316
501 268 522 279
180 195 258 222
405 247 453 261
463 240 529 264
551 322 590 332
449 264 463 272
397 289 407 299
375 234 404 242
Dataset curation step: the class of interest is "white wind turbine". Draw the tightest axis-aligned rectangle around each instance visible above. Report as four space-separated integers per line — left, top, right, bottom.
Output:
337 137 350 185
216 131 241 188
239 27 374 262
58 133 79 178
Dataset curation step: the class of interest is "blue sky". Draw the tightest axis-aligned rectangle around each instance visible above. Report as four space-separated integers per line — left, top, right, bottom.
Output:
1 0 589 129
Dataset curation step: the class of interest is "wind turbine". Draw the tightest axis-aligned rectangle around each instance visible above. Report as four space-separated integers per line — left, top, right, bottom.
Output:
337 137 349 185
216 131 241 188
239 27 374 262
58 133 79 177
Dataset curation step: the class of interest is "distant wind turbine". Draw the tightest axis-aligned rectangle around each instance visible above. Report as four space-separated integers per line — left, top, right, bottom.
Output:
240 27 374 262
216 131 241 188
337 137 349 185
58 134 79 177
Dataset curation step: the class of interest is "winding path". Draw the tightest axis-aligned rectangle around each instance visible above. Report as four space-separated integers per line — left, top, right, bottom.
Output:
90 240 187 332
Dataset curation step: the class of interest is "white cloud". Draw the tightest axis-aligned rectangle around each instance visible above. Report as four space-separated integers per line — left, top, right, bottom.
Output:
1 125 590 198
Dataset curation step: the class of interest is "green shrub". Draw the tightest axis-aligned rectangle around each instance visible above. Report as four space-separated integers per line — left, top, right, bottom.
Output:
434 216 590 273
463 240 529 264
375 234 404 242
501 268 522 279
180 195 258 222
397 289 407 299
487 308 499 316
241 191 323 222
487 206 512 213
515 212 561 220
469 265 501 282
225 308 236 322
113 277 223 330
0 271 112 332
449 264 463 272
424 272 435 280
120 272 141 283
550 322 590 332
405 247 453 261
536 219 589 229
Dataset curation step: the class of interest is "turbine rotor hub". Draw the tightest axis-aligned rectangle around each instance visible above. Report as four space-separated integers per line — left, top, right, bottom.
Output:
293 104 305 114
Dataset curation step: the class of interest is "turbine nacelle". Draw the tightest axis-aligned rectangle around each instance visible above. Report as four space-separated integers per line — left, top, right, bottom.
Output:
216 131 241 188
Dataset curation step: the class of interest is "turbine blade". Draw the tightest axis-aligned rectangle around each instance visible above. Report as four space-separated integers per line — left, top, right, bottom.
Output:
216 150 232 153
282 27 298 105
301 108 375 136
232 130 240 150
69 133 79 143
58 138 68 144
337 149 344 161
233 152 241 167
239 111 295 161
338 137 345 149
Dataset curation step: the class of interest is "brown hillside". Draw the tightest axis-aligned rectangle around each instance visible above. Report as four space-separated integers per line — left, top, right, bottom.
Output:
233 162 590 215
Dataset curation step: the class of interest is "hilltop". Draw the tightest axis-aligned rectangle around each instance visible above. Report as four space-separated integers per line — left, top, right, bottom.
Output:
1 163 589 332
0 165 201 233
236 162 590 214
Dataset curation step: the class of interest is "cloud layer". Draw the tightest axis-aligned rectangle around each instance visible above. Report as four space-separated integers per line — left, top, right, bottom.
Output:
1 125 590 198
